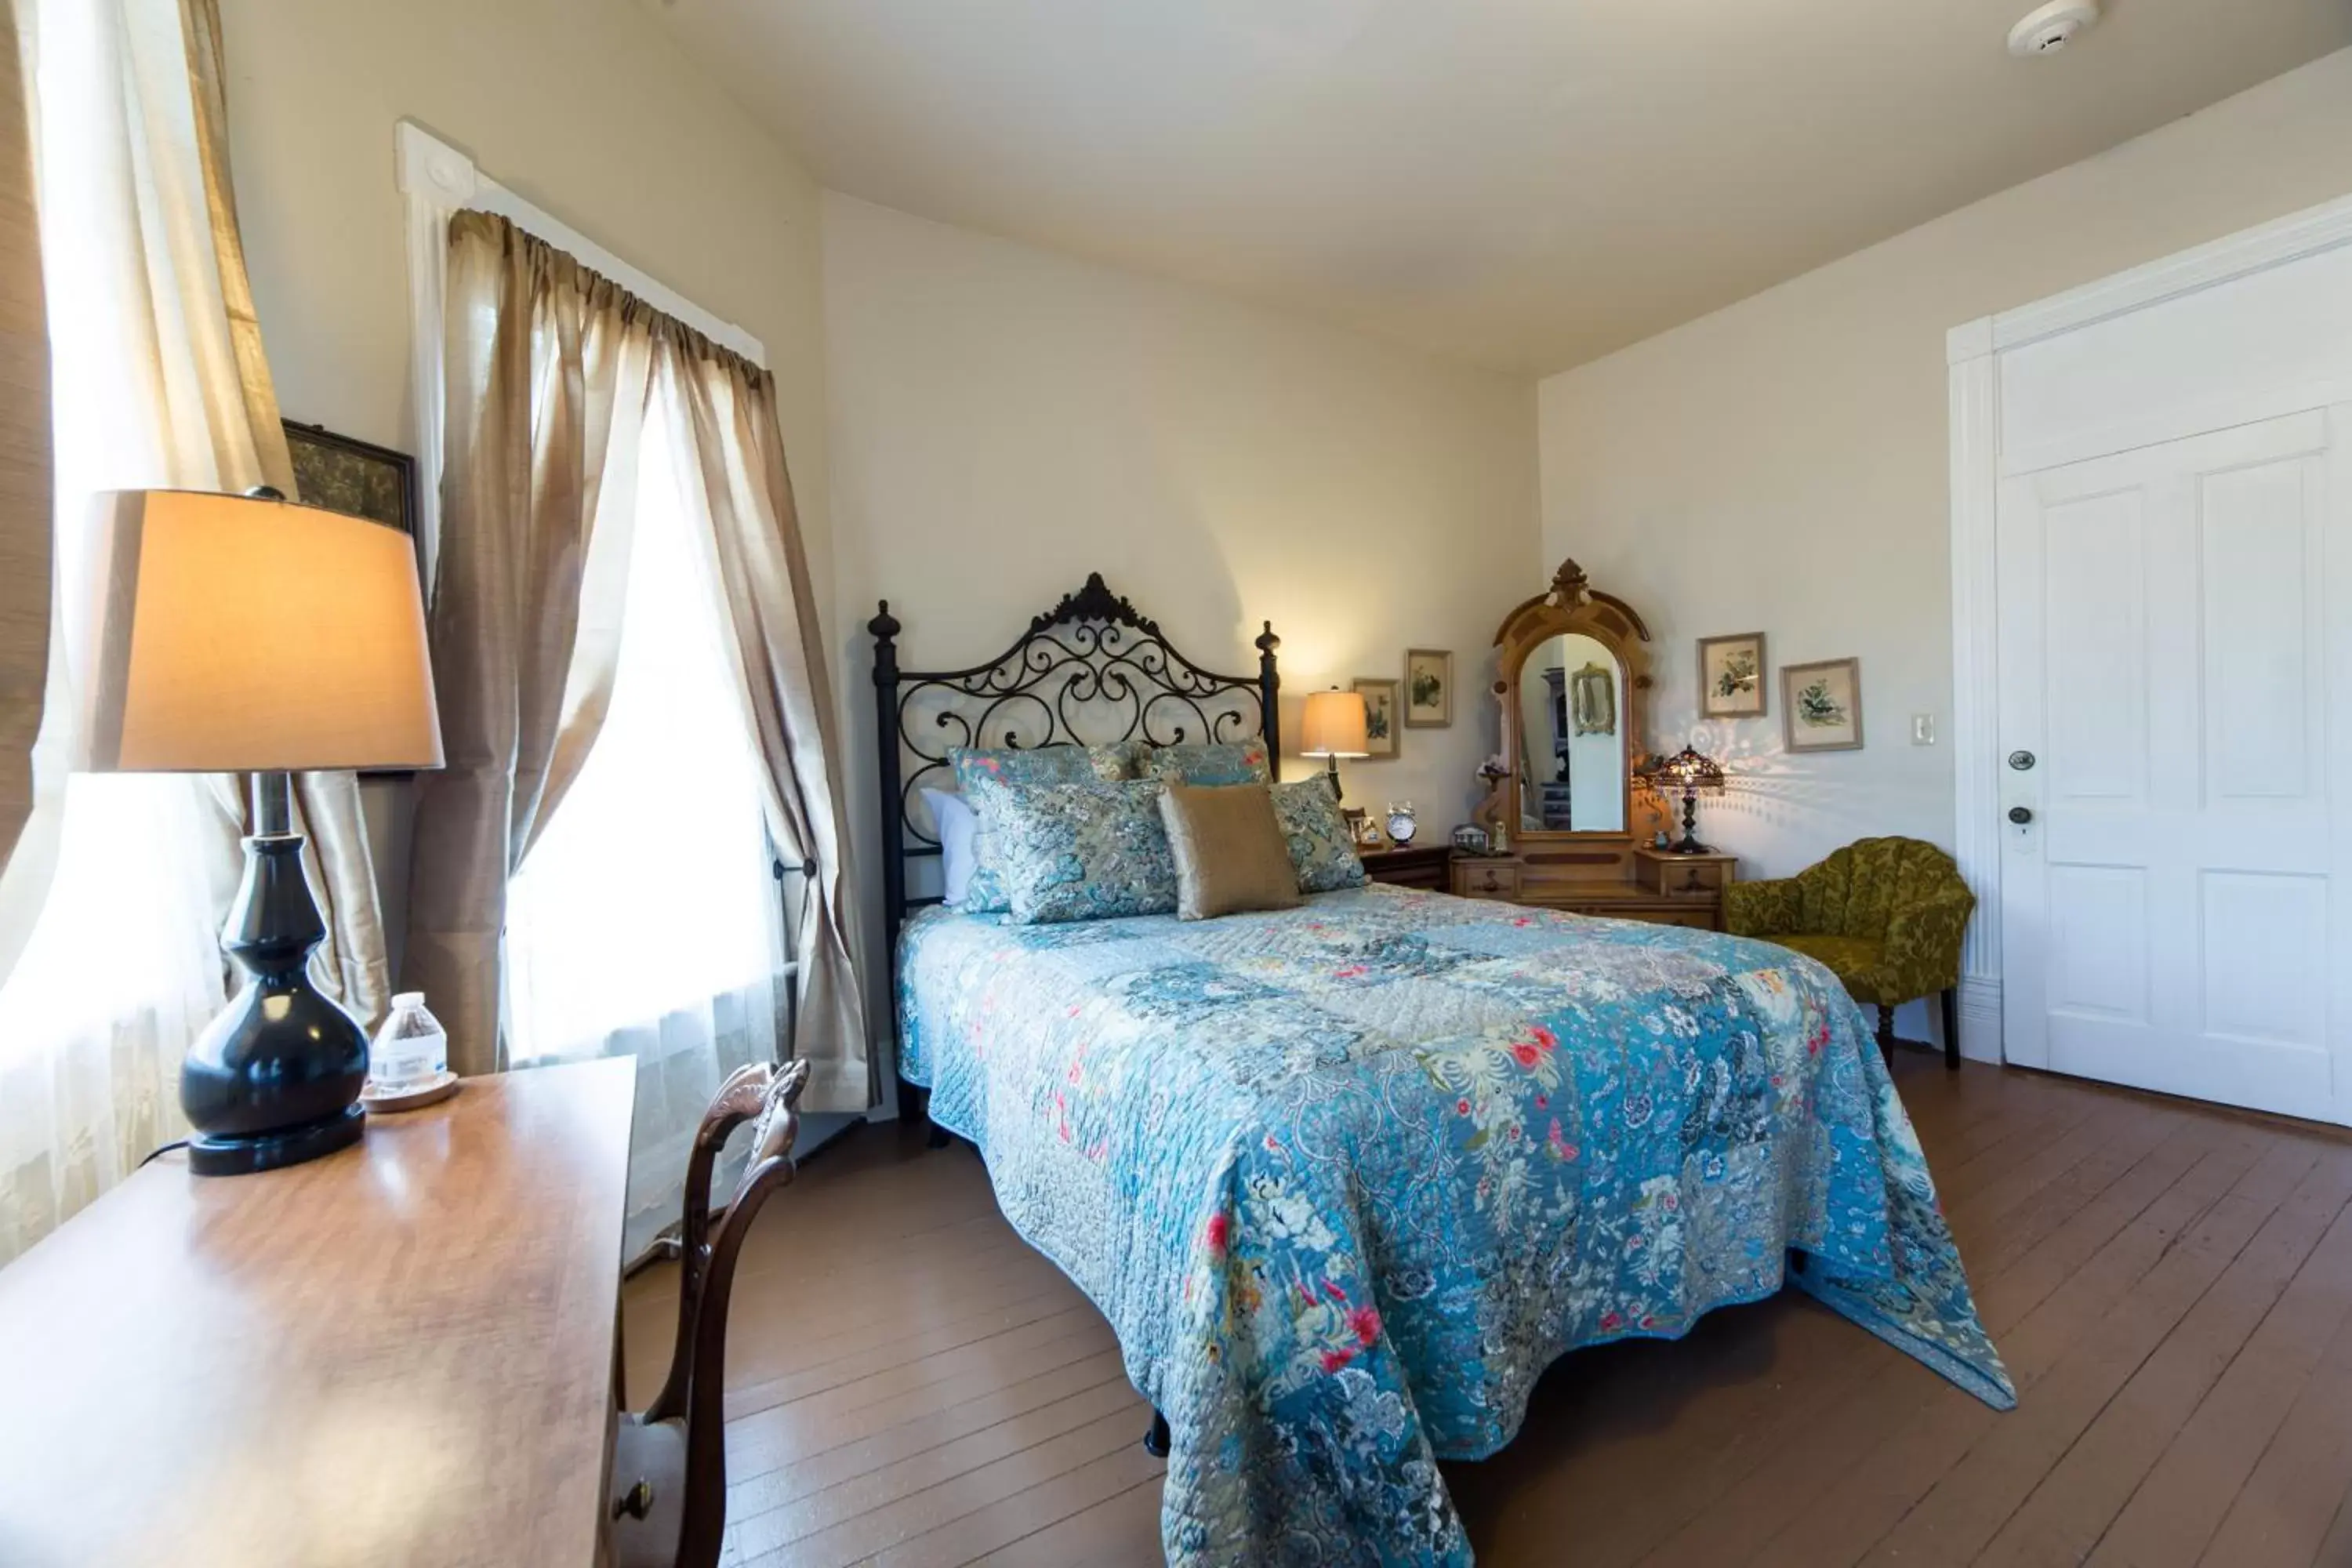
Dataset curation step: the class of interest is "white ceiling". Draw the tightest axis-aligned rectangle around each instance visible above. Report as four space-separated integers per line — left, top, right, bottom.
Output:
648 0 2352 374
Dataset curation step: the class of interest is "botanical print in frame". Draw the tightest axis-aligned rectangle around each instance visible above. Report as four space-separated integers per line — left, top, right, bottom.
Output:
1782 657 1864 752
1352 677 1400 759
283 420 417 535
1403 648 1453 728
1698 632 1766 719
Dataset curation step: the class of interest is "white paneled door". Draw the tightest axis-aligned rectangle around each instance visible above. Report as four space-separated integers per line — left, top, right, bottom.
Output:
1997 407 2352 1124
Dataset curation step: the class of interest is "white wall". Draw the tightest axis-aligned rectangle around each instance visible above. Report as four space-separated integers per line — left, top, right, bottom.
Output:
1535 47 2352 1042
822 194 1538 1043
216 0 833 967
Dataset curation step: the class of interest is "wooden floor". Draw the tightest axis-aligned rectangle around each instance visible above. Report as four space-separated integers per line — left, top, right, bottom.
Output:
621 1053 2352 1566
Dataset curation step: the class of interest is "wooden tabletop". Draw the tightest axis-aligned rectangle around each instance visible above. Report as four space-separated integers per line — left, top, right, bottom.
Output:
0 1058 636 1568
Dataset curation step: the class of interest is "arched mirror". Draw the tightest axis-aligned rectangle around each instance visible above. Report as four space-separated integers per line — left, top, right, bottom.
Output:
1516 633 1628 833
1489 558 1651 844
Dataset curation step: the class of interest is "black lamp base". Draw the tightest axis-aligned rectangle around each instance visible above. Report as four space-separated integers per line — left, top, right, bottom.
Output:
187 1105 365 1176
180 775 371 1178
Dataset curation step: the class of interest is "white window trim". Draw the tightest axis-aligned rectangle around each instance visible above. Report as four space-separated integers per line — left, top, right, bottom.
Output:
1944 187 2352 1065
394 119 767 592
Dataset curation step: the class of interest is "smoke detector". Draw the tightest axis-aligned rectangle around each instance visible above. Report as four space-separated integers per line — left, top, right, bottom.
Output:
2009 0 2101 57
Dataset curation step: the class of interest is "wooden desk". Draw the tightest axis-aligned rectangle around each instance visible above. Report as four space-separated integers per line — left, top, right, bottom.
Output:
0 1058 636 1568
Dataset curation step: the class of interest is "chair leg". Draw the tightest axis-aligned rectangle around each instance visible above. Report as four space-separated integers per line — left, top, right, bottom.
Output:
1940 986 1961 1071
1875 1004 1895 1067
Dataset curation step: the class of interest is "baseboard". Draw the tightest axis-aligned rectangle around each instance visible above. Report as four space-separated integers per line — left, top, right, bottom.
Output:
1957 976 2002 1065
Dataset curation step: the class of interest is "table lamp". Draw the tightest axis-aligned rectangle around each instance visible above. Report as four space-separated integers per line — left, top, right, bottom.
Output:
76 488 442 1175
1299 688 1370 801
1643 745 1726 854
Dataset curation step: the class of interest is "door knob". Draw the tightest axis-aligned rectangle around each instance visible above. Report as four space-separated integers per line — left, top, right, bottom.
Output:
2007 806 2034 825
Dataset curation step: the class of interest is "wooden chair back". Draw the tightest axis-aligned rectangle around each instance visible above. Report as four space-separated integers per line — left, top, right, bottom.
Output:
612 1058 811 1568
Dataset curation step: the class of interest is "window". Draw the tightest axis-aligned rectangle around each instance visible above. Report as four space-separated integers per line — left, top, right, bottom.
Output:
503 385 789 1254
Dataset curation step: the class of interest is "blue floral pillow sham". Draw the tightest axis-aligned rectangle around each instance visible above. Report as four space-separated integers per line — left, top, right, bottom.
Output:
1272 776 1367 892
966 777 1178 924
949 744 1138 913
1144 740 1272 786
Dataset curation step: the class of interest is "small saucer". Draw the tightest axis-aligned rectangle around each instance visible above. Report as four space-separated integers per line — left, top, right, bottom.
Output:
361 1069 460 1112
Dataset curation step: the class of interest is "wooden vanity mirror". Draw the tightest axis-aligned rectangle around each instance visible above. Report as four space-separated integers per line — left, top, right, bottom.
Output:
1493 557 1650 847
1457 557 1733 929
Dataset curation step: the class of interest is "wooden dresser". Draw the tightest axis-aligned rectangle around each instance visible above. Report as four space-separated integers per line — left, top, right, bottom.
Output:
1447 557 1741 932
0 1059 636 1568
1452 844 1737 930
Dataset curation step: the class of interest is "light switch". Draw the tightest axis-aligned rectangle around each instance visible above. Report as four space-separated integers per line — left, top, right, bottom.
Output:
1911 713 1936 746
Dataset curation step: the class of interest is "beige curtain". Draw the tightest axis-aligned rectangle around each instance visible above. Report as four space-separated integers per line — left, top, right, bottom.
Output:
656 336 870 1112
402 210 653 1074
0 0 44 875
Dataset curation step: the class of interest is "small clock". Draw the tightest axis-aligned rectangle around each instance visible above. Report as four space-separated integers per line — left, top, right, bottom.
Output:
1384 801 1417 845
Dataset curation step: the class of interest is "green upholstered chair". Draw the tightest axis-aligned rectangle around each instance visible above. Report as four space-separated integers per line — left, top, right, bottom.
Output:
1722 836 1973 1069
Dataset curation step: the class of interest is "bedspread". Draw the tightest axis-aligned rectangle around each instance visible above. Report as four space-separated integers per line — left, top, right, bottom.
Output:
898 884 2012 1566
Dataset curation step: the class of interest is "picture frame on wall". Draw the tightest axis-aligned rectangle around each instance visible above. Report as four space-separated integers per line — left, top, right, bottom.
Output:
1352 677 1400 759
1697 632 1766 719
1781 657 1864 751
282 420 418 537
1403 648 1453 728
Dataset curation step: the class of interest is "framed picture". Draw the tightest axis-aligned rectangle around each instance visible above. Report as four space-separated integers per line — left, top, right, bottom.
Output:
283 420 417 536
1698 632 1766 719
1781 658 1864 751
1403 648 1453 728
1352 677 1400 759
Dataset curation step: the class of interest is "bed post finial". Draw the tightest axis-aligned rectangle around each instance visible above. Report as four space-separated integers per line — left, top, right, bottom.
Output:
1257 619 1282 781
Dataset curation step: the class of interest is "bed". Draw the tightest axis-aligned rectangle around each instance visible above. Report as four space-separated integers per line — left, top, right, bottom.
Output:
872 579 2011 1567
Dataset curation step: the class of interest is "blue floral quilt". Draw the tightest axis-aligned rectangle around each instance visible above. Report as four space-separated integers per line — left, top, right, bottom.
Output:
898 884 2013 1566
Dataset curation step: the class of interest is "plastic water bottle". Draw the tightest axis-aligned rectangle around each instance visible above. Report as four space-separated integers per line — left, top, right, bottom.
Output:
369 992 448 1092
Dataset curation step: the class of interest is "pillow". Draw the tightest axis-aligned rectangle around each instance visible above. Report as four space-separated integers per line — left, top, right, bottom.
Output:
1145 740 1272 787
1272 776 1367 893
967 776 1178 924
949 744 1138 912
1158 782 1304 920
919 787 978 906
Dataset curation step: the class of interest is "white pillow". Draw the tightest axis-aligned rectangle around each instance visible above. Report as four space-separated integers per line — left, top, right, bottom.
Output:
921 787 978 906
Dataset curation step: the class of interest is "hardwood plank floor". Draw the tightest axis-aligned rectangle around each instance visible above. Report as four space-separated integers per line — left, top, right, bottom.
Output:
620 1053 2352 1566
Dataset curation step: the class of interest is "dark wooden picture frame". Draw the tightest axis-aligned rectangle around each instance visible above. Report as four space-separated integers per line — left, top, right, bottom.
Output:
283 420 418 537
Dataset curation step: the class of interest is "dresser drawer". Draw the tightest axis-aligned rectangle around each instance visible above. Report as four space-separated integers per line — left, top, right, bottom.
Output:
1451 858 1521 902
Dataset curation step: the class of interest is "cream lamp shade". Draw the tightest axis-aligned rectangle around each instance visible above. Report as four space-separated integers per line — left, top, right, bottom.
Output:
1299 689 1370 759
74 488 443 772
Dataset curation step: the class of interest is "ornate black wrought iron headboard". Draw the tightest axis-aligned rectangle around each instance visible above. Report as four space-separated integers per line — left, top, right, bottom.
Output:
871 573 1281 935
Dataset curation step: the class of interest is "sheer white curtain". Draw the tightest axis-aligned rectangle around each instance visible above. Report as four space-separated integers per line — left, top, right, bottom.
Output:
0 0 253 1264
505 381 790 1258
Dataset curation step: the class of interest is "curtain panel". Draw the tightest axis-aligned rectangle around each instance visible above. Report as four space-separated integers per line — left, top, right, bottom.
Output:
0 0 389 1264
0 0 45 877
402 210 654 1076
405 209 870 1111
656 344 871 1112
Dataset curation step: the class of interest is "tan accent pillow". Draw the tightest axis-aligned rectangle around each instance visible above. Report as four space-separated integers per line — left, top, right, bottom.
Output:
1157 782 1304 921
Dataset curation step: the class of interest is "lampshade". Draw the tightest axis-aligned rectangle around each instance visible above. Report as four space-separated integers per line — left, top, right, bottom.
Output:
1299 689 1370 759
75 488 443 772
1643 746 1726 792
